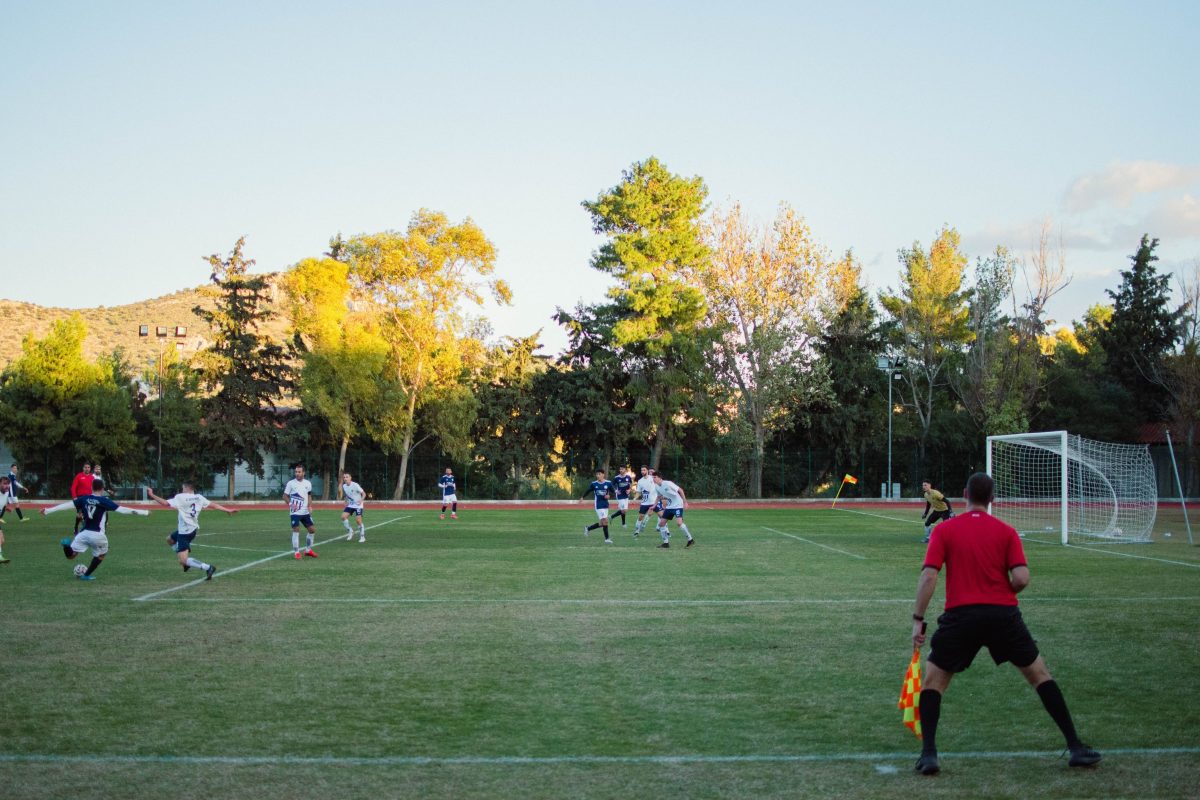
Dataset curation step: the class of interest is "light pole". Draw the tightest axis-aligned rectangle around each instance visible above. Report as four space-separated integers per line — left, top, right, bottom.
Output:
139 324 188 489
876 356 902 499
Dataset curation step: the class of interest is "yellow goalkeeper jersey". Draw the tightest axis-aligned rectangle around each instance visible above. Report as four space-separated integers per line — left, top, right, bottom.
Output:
923 489 948 512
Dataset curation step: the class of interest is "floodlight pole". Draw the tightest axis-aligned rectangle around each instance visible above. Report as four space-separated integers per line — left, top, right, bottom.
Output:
876 356 897 499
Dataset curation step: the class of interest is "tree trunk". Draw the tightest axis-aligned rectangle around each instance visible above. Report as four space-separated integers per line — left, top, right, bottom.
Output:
393 427 414 500
227 459 235 500
321 466 331 500
336 434 350 500
749 421 765 499
650 423 667 471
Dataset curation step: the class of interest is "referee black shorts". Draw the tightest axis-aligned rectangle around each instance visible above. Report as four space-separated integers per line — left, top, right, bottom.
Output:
928 604 1040 673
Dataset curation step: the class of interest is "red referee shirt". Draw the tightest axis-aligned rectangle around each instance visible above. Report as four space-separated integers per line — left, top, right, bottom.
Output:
922 510 1027 609
70 472 94 499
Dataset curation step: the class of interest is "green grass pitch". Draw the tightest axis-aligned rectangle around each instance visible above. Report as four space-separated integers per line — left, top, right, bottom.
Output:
2 506 1198 799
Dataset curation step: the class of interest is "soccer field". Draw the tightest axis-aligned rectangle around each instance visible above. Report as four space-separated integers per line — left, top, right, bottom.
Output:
2 505 1198 800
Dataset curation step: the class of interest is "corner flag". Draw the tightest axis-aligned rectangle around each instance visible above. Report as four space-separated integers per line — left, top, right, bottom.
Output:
898 649 923 738
831 474 858 508
843 474 858 485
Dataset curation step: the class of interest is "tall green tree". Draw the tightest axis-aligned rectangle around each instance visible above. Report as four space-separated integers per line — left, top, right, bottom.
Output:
1099 234 1181 419
581 156 712 466
341 211 510 499
812 255 886 490
879 226 973 472
0 316 140 493
194 237 292 498
694 203 837 497
282 255 394 491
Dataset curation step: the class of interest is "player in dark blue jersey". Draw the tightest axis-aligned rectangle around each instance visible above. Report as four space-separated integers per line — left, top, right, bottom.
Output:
3 463 27 522
439 468 459 519
609 465 634 528
41 478 150 580
580 469 615 543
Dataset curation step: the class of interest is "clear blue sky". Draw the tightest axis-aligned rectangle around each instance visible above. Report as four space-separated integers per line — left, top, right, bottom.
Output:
3 1 1198 353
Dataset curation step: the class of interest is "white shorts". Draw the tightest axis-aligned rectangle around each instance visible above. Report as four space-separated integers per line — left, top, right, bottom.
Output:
595 508 609 521
442 494 458 504
618 498 629 511
71 530 109 557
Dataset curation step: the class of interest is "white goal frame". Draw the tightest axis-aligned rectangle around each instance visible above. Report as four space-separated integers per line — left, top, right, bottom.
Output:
985 430 1157 544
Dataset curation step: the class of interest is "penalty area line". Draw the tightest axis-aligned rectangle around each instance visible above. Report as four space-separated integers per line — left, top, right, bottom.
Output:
762 527 867 560
2 746 1198 767
130 515 412 603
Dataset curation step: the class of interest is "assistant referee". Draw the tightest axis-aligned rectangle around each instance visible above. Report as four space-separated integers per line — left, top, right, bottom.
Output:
910 472 1101 775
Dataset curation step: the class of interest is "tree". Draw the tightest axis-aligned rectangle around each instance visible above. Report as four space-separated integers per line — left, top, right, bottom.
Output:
282 255 394 493
1099 234 1182 419
812 255 886 490
194 238 292 498
342 211 510 499
140 355 211 491
879 226 972 471
0 316 140 493
581 156 713 466
693 203 837 497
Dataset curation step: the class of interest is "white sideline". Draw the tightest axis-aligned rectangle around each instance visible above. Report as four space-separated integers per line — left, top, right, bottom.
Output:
761 526 867 559
1 746 1197 766
137 594 1200 605
131 515 412 602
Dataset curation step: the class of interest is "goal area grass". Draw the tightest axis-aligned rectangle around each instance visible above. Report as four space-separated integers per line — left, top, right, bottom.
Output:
2 505 1198 799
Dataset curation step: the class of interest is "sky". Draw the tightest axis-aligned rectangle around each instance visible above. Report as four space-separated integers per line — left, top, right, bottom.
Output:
2 0 1198 355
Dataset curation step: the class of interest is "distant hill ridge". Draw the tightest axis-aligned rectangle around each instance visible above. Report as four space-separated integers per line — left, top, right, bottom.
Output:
0 272 291 371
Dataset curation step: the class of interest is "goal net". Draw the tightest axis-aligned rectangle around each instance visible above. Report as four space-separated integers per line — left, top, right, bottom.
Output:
985 431 1157 544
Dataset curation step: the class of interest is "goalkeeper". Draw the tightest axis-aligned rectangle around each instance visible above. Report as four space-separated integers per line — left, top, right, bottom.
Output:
920 480 953 543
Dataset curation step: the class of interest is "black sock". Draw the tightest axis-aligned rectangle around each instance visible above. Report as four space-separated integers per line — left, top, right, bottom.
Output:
587 523 601 531
452 503 457 512
441 505 447 513
919 689 942 755
1036 680 1081 747
85 557 102 576
602 526 610 540
15 508 23 520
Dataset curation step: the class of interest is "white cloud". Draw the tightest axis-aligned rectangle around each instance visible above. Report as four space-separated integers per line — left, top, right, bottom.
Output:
1064 160 1200 212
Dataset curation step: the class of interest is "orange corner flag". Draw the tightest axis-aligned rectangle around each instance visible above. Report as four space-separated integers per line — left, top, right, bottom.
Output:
843 474 858 485
898 649 923 738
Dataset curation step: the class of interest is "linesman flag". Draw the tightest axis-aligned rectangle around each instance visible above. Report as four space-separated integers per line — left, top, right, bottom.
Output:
898 648 923 738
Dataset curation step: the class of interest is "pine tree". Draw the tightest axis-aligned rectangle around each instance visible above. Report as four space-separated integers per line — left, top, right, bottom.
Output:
194 238 292 497
1100 235 1180 419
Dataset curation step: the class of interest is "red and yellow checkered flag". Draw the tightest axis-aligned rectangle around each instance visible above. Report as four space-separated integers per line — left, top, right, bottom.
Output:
898 648 922 738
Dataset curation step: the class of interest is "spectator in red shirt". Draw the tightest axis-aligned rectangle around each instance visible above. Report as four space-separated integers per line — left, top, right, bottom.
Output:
70 463 93 534
910 472 1101 775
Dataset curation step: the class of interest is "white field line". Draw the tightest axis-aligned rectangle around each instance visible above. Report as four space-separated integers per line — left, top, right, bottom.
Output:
836 509 1200 567
136 595 1200 606
834 507 919 530
762 527 867 560
192 544 282 554
131 516 411 603
1063 542 1200 569
1 747 1197 766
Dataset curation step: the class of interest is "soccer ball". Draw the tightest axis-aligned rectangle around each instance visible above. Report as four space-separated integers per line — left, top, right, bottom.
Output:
73 564 87 578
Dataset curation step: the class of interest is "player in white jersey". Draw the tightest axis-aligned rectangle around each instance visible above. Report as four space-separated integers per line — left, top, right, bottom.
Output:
284 464 319 559
147 482 237 580
0 476 13 562
652 473 694 548
634 466 661 536
340 472 367 542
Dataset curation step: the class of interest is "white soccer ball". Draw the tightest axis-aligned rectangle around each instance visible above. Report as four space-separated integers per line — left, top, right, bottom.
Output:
73 564 87 577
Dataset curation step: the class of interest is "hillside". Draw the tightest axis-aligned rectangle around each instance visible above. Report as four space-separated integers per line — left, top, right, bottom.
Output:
0 273 292 371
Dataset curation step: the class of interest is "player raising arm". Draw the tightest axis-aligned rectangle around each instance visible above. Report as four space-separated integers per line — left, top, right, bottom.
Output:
147 483 237 580
42 477 150 580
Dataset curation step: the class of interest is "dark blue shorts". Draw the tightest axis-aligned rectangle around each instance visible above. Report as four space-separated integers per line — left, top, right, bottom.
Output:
290 514 315 529
661 508 684 521
170 530 197 553
342 506 363 517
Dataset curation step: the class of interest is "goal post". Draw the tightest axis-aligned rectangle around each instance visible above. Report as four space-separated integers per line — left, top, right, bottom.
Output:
986 431 1157 544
